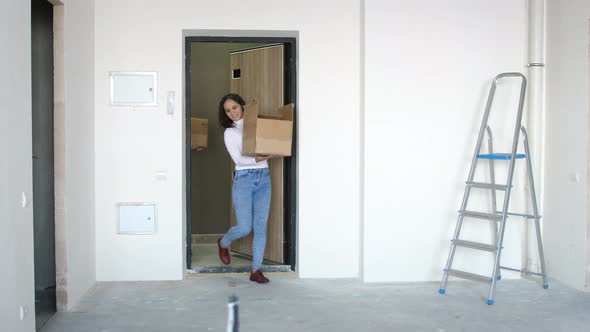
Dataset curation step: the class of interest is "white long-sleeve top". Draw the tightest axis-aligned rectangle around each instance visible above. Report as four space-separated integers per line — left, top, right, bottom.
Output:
224 119 268 170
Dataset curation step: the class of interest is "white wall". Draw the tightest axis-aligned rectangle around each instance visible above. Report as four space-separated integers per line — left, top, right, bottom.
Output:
544 0 590 290
364 0 529 282
0 1 35 330
61 0 97 307
94 0 361 280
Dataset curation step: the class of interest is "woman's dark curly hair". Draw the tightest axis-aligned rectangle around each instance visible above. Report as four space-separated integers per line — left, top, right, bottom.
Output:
218 93 246 129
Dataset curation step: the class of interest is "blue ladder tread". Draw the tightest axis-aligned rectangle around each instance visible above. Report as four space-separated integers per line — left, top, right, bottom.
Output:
477 153 526 160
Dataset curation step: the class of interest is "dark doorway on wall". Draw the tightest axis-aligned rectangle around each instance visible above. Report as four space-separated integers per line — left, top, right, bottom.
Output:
185 36 297 273
31 0 56 330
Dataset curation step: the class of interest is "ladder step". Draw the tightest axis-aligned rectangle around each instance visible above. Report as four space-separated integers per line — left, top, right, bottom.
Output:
466 182 510 191
453 239 497 252
446 269 492 284
459 210 505 221
495 211 539 219
476 153 526 160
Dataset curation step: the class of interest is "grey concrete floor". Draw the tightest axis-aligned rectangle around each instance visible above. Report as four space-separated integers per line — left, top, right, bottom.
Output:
41 276 590 332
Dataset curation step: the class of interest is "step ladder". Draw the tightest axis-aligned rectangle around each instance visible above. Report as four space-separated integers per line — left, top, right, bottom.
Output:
439 72 548 305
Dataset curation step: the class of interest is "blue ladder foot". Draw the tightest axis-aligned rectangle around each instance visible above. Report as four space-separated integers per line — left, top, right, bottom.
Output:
487 299 495 305
496 275 502 281
543 284 549 289
439 288 446 295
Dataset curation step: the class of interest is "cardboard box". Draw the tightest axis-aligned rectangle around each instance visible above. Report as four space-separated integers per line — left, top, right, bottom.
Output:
242 101 294 156
190 117 208 149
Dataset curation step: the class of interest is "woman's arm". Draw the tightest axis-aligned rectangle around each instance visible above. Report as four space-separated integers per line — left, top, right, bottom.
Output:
255 155 271 163
224 130 260 167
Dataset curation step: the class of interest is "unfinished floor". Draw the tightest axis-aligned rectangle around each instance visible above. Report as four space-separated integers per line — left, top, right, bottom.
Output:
41 276 590 332
191 244 253 267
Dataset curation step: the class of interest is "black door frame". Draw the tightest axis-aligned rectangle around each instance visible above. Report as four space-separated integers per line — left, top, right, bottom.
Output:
185 36 298 271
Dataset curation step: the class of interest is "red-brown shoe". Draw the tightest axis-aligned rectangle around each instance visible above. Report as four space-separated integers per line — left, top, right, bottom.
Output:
217 238 230 265
249 270 269 283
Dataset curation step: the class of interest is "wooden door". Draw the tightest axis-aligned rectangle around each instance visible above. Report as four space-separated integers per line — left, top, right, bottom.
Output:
229 45 284 263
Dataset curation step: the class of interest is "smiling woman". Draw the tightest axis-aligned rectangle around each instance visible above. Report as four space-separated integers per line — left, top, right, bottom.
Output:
217 93 272 283
219 93 245 127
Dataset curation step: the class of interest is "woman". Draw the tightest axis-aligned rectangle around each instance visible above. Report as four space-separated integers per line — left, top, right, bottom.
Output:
217 93 272 283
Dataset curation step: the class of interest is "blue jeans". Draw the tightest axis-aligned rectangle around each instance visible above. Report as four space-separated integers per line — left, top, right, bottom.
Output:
220 168 271 270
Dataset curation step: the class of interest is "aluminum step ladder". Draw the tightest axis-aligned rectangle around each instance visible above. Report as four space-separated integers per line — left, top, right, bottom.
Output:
439 72 548 305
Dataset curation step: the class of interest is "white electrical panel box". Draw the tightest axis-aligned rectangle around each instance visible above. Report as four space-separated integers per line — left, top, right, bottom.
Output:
109 71 158 106
117 202 157 235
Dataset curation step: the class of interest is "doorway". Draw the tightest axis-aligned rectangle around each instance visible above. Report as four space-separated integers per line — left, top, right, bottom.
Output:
185 36 297 273
31 0 56 329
